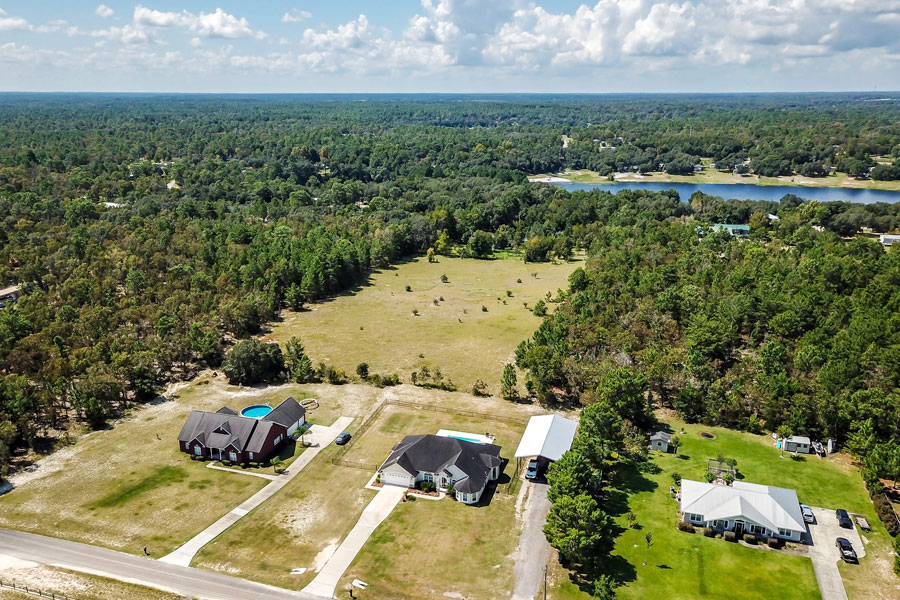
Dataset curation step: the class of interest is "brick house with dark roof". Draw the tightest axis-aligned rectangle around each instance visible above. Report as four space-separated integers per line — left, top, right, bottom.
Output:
377 434 502 504
177 397 306 464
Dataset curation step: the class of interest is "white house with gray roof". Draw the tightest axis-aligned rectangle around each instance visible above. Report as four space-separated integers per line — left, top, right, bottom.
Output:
378 434 502 504
680 480 806 541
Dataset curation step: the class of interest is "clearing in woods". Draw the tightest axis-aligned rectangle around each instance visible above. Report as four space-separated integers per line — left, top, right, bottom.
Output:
267 255 582 395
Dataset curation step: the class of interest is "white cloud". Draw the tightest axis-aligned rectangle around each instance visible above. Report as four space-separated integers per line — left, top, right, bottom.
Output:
95 4 114 19
133 5 267 39
0 8 32 32
282 9 312 23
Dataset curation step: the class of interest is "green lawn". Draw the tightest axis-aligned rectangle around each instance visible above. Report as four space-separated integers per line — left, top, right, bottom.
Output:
265 256 581 395
552 417 898 600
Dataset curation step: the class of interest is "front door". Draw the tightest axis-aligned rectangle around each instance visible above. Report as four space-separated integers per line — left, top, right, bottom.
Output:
734 520 744 535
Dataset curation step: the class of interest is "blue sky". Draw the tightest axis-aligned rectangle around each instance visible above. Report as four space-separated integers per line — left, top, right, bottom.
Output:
0 1 898 93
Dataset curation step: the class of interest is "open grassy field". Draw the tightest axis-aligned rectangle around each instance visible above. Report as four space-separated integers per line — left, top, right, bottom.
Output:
547 168 900 191
194 392 533 593
335 407 526 599
266 256 581 395
552 416 899 600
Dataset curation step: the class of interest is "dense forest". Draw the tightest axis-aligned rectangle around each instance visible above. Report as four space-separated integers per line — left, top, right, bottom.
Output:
2 93 900 487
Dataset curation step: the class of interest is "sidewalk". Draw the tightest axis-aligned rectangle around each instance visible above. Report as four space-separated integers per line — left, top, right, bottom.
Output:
160 416 353 567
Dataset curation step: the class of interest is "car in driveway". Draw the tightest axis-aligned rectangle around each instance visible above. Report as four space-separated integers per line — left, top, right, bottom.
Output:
836 508 853 529
801 504 815 524
836 537 857 562
335 432 351 445
525 459 540 480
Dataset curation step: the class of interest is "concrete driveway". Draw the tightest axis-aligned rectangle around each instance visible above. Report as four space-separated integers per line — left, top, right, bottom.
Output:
806 506 866 600
302 484 406 599
160 417 353 567
512 481 551 600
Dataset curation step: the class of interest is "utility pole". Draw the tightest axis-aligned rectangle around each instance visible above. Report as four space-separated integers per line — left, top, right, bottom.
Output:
543 565 548 600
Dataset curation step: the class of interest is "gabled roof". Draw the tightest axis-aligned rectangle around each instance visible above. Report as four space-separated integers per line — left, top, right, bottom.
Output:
680 480 805 533
245 420 280 454
216 406 238 415
177 409 286 454
263 397 306 428
514 415 578 461
379 434 501 494
650 431 671 442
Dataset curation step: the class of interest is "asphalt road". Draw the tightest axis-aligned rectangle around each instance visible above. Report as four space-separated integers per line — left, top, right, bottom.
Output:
0 528 325 600
512 481 551 600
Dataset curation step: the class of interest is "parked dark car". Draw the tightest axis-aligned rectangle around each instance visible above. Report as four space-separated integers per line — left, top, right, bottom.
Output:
335 432 351 445
836 537 857 562
525 459 540 480
836 509 853 529
801 504 815 524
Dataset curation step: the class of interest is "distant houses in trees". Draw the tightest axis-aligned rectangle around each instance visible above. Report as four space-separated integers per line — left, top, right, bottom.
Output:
0 285 22 308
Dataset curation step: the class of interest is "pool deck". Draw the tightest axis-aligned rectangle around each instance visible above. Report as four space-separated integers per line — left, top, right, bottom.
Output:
435 429 496 444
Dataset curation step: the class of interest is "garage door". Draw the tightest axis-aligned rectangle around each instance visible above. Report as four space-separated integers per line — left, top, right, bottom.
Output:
381 471 412 487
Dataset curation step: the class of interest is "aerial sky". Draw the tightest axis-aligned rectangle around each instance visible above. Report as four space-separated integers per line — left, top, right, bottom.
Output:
0 1 898 93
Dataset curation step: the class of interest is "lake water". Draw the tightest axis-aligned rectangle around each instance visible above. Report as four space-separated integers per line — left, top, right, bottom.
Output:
548 181 900 205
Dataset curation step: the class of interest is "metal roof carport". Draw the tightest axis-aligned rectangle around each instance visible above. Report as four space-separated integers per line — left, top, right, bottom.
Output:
514 414 578 461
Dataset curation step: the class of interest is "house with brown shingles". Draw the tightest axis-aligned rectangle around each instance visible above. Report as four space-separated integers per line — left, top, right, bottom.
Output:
177 397 305 464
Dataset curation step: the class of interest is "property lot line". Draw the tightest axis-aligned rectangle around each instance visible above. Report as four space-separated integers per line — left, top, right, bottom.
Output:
0 528 321 600
160 417 353 568
302 485 407 598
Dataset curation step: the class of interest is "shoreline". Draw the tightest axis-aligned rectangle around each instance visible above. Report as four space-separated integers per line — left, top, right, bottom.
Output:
531 170 900 192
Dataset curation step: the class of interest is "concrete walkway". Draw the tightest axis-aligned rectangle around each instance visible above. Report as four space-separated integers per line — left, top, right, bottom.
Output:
512 481 551 600
160 417 353 567
302 485 406 598
0 528 320 600
806 506 866 600
207 462 279 481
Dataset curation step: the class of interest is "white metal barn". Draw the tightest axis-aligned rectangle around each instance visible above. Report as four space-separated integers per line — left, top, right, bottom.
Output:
514 414 578 462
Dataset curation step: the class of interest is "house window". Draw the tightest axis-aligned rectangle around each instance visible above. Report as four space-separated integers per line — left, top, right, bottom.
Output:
686 513 703 522
194 445 202 455
749 524 766 535
712 520 727 529
248 452 254 460
229 451 238 462
778 528 791 537
423 473 434 483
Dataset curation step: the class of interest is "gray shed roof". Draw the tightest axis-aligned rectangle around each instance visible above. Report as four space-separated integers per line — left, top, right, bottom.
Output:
379 434 501 494
650 431 671 442
786 435 811 445
263 397 306 428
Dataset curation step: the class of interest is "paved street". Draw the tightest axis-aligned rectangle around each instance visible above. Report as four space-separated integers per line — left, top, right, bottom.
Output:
806 506 866 600
302 484 406 598
0 528 322 600
161 416 353 567
512 481 551 600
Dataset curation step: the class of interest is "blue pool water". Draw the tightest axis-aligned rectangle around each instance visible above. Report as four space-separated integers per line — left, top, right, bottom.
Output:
449 435 480 443
241 405 272 418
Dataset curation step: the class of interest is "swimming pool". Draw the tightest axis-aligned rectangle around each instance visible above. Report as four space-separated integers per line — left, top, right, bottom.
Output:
449 436 480 443
241 404 272 418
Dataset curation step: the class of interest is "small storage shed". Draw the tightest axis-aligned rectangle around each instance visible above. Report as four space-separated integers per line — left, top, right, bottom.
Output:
514 415 578 463
650 431 671 452
783 435 811 454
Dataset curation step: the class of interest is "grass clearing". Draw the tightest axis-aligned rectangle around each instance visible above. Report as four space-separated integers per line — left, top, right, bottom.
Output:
0 563 182 600
550 168 900 191
552 416 897 600
266 256 581 395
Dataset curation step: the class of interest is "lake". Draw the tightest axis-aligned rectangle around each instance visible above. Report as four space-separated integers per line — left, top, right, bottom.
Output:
548 181 900 204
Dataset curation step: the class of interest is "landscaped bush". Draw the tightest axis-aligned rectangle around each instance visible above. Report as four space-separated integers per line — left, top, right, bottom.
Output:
703 527 715 537
743 534 757 545
248 462 259 468
724 531 737 542
419 481 437 493
677 520 695 533
671 472 682 486
222 460 231 467
767 537 781 548
446 484 455 496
